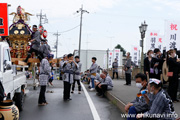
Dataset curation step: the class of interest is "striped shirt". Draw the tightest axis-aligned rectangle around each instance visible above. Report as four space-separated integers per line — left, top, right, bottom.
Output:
144 89 176 120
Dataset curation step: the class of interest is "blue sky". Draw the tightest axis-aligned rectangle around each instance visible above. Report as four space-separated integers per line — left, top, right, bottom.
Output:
2 0 180 57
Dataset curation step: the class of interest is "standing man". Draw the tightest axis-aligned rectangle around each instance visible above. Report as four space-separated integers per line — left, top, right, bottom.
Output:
62 53 78 101
38 54 54 106
112 58 119 79
44 39 51 52
39 39 50 58
89 57 98 91
153 48 164 80
124 52 132 85
71 56 82 94
24 25 43 63
59 54 67 80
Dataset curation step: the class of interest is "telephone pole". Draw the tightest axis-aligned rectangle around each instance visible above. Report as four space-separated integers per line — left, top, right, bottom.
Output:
53 31 61 59
76 5 89 58
36 10 48 26
53 31 60 80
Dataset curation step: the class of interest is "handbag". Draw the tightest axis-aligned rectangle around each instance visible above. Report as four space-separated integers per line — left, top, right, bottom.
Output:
167 72 173 77
150 68 154 74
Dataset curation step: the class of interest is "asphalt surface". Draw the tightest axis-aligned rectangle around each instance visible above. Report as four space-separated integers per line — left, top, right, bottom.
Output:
19 80 125 120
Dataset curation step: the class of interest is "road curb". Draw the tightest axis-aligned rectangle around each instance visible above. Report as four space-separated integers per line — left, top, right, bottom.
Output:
106 91 126 114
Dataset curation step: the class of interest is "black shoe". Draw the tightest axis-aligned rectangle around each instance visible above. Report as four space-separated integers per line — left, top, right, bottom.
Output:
99 95 105 98
96 93 101 96
68 98 72 101
124 84 128 85
175 99 179 102
127 84 131 86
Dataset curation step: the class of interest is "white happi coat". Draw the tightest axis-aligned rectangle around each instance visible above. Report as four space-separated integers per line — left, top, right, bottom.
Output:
74 62 82 80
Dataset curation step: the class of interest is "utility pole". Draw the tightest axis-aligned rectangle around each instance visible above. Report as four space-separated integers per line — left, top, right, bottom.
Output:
36 10 48 26
53 31 60 79
54 31 61 59
76 5 89 58
107 49 109 70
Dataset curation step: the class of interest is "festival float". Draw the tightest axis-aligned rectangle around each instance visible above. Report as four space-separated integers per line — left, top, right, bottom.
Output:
7 6 58 69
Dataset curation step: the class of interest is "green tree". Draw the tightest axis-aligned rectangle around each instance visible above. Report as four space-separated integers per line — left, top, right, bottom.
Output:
115 44 126 56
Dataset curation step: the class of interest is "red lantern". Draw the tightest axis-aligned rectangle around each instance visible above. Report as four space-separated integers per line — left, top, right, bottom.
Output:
39 25 44 35
26 46 30 51
43 30 47 38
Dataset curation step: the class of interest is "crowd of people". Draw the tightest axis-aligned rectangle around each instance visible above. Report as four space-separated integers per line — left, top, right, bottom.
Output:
0 24 179 120
124 48 180 120
143 48 180 103
38 46 179 119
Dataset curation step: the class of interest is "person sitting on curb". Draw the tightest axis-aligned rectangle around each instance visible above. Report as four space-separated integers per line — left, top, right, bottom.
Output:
95 73 113 98
94 73 103 86
125 73 155 120
136 79 176 120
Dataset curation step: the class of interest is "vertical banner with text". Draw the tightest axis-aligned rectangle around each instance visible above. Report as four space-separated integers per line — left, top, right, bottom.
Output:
0 3 8 36
146 30 160 52
113 49 121 67
108 51 113 68
103 54 107 69
165 20 180 50
131 46 139 66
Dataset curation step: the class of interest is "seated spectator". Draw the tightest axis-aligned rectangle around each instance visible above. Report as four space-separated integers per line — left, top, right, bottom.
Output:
125 73 154 120
82 72 88 83
95 69 109 87
136 79 176 120
94 73 102 85
95 73 113 98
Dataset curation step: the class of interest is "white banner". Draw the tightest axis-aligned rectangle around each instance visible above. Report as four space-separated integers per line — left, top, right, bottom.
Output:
165 20 180 50
146 30 160 52
113 49 121 66
108 51 113 68
103 54 107 69
131 46 139 65
157 35 164 52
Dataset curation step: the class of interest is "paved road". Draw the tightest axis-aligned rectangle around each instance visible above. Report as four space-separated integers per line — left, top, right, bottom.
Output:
19 80 124 120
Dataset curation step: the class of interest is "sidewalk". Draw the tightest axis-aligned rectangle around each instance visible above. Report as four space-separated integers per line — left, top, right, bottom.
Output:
106 79 180 117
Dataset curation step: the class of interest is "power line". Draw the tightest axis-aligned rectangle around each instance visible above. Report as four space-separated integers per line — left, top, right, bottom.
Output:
48 25 80 34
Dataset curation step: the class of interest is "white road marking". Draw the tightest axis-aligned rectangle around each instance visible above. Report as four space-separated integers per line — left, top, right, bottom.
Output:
81 82 101 120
